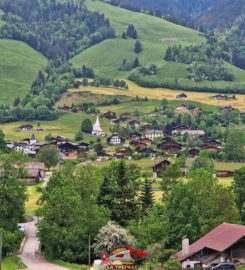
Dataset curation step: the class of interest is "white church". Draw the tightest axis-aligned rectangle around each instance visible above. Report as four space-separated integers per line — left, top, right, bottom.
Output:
92 115 104 136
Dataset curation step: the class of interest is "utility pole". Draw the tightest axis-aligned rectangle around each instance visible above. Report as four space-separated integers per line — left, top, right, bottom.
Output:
88 234 91 270
0 228 3 270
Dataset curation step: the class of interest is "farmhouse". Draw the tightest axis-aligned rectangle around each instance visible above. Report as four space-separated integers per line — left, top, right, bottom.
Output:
24 162 45 185
201 145 221 153
138 148 156 158
128 119 140 127
211 94 228 100
172 125 189 135
130 132 142 142
174 223 245 268
18 124 33 132
176 93 187 99
80 142 90 151
97 151 111 161
145 130 165 140
111 118 121 125
152 159 170 178
103 111 117 120
158 138 182 154
140 138 152 145
140 124 152 133
114 149 131 159
57 142 80 154
119 112 131 121
107 133 125 145
193 108 202 114
188 148 200 158
175 104 188 112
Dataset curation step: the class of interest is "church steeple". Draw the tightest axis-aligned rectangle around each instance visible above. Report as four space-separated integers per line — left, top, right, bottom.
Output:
92 115 104 136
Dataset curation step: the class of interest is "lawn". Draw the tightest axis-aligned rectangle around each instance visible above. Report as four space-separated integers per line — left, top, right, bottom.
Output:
0 39 47 105
2 256 26 270
71 0 204 79
25 183 42 217
0 112 112 141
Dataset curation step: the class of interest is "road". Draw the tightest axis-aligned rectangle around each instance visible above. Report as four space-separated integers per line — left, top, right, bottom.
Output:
20 221 68 270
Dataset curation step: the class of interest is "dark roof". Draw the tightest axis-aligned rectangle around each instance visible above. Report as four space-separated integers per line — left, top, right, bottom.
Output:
175 223 245 262
152 159 170 169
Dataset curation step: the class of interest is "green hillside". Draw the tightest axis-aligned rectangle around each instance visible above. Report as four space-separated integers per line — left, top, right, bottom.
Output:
71 0 205 78
0 39 48 104
71 0 245 92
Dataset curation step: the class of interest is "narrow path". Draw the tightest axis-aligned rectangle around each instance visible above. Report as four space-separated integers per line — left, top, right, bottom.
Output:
20 221 68 270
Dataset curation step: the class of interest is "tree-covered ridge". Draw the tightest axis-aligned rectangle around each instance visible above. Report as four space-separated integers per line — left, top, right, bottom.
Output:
0 0 115 59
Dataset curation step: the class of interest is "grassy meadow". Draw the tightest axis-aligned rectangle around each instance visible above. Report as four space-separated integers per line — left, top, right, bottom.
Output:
0 112 112 141
0 39 47 105
71 0 205 79
70 0 245 92
66 80 245 110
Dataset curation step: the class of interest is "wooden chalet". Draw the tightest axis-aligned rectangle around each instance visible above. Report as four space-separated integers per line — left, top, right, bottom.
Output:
188 148 200 158
130 132 142 143
79 142 90 151
114 149 131 159
135 142 147 151
193 108 202 114
174 223 245 268
152 159 170 178
220 105 233 111
97 151 111 161
201 145 221 153
172 125 189 135
103 111 117 120
140 138 152 145
128 119 140 127
140 124 152 133
158 138 182 155
107 133 125 145
176 93 187 99
111 118 121 125
138 148 156 158
24 162 45 185
18 124 33 132
119 112 131 121
57 142 80 154
175 104 188 112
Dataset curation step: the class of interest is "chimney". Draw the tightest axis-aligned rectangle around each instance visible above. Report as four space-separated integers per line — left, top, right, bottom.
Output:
182 236 190 257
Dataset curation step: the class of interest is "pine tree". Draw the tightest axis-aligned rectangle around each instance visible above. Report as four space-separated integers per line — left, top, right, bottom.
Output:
122 32 127 39
133 57 139 68
134 40 142 53
139 178 154 212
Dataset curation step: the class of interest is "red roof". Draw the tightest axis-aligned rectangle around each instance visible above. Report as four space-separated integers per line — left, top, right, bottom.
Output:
175 223 245 261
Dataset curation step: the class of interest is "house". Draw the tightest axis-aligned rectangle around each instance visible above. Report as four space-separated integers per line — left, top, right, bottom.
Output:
50 136 66 145
111 118 121 125
92 116 104 136
145 130 165 140
103 111 117 120
158 139 182 155
152 159 170 178
193 108 202 114
211 94 229 100
62 151 79 161
18 124 33 132
202 138 222 147
140 138 152 145
176 93 187 99
175 104 188 112
174 223 245 268
180 130 205 137
140 124 152 133
128 119 140 127
138 148 156 158
201 145 221 153
107 133 125 145
24 162 45 185
188 148 200 158
97 151 111 161
216 171 234 177
79 142 90 151
172 125 189 135
130 132 142 143
119 112 131 121
57 142 80 154
114 149 131 159
220 105 233 111
135 142 147 151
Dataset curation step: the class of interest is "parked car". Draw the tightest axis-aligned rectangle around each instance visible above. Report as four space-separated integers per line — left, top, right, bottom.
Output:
212 263 236 270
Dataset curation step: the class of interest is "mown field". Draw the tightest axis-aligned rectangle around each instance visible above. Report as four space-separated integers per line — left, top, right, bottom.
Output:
0 112 112 141
66 81 245 110
0 39 47 105
71 0 245 92
71 0 205 79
